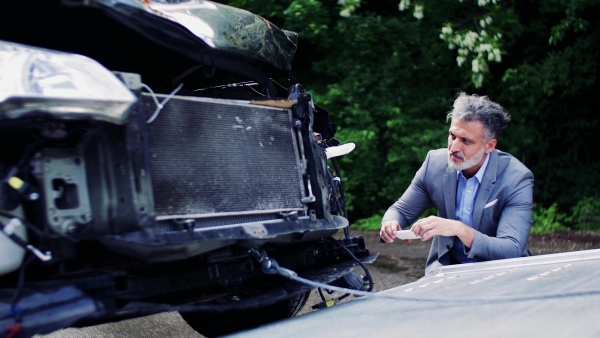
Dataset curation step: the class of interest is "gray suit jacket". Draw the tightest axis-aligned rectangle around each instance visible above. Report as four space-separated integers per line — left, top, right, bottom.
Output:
382 148 534 275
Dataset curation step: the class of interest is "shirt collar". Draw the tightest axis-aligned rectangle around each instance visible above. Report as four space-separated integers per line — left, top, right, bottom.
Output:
457 152 490 183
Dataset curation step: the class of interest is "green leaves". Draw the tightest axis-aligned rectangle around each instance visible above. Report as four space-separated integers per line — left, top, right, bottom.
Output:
531 203 570 235
548 0 592 45
398 1 512 88
283 0 330 40
570 197 600 231
222 0 600 224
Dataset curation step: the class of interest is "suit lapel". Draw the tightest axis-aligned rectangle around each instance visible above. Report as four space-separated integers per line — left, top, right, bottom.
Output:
441 167 458 252
472 150 498 231
443 169 457 220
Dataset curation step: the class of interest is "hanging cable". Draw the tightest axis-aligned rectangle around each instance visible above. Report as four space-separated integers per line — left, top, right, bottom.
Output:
246 247 600 304
271 259 600 304
310 237 375 308
329 238 374 292
329 156 350 239
10 254 35 307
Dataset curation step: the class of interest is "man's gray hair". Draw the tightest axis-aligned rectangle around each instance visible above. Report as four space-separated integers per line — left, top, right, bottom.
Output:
446 92 511 141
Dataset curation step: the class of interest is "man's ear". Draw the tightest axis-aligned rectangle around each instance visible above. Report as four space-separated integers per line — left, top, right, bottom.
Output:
485 139 497 153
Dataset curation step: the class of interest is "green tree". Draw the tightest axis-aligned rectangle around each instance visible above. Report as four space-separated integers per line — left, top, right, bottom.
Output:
223 0 600 224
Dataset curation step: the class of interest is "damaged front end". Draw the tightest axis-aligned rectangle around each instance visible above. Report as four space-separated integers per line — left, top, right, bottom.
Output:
0 1 375 337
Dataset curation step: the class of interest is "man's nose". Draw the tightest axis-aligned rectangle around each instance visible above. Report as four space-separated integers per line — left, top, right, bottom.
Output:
449 139 460 152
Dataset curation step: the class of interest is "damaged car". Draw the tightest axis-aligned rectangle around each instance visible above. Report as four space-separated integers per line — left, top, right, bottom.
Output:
0 0 375 337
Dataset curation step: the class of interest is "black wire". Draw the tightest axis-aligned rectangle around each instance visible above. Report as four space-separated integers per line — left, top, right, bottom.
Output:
330 238 374 292
318 288 326 301
337 293 351 301
10 254 35 307
338 199 350 239
14 125 86 174
329 156 351 239
330 157 345 197
9 126 87 188
14 139 47 173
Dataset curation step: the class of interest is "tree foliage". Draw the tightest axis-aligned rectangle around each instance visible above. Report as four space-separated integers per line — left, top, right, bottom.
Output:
222 0 600 223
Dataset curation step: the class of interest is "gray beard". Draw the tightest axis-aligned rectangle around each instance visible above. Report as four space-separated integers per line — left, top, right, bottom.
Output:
448 146 485 172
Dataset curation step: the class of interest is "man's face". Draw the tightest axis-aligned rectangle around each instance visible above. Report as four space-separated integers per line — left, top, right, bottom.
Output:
447 119 497 176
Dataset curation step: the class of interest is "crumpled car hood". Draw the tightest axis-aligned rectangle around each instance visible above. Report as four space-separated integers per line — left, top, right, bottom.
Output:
91 0 298 73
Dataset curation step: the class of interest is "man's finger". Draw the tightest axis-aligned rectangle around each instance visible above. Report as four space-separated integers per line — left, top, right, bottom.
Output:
380 231 393 243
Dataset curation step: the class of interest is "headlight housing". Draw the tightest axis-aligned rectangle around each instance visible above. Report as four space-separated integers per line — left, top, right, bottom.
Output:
0 40 136 124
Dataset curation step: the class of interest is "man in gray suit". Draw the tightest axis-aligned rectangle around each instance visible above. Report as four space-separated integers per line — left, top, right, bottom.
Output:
380 92 534 276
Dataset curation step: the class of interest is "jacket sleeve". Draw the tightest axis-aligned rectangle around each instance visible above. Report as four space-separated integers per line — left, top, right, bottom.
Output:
382 151 434 229
468 169 534 260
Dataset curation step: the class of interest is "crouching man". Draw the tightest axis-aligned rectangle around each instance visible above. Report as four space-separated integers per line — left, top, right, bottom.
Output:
380 92 534 276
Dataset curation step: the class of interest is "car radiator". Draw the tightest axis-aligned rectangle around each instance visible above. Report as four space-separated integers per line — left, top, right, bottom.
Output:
142 94 307 225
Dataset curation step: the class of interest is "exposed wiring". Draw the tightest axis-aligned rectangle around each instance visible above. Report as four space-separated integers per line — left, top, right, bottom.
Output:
330 238 374 292
311 237 375 308
142 82 184 124
329 156 350 239
330 159 346 198
0 212 43 238
251 245 600 304
191 81 266 96
277 266 396 299
0 218 52 261
4 254 35 337
247 85 266 97
10 254 35 307
317 288 327 301
249 244 374 309
193 81 258 92
274 263 600 304
252 245 514 303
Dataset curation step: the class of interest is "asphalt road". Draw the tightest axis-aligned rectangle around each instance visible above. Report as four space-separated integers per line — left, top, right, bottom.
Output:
35 312 203 338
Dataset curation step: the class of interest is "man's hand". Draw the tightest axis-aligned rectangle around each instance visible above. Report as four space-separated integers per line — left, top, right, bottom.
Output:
380 220 401 243
410 216 474 247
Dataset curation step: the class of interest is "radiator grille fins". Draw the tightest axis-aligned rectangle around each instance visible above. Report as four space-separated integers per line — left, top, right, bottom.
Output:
143 95 305 219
